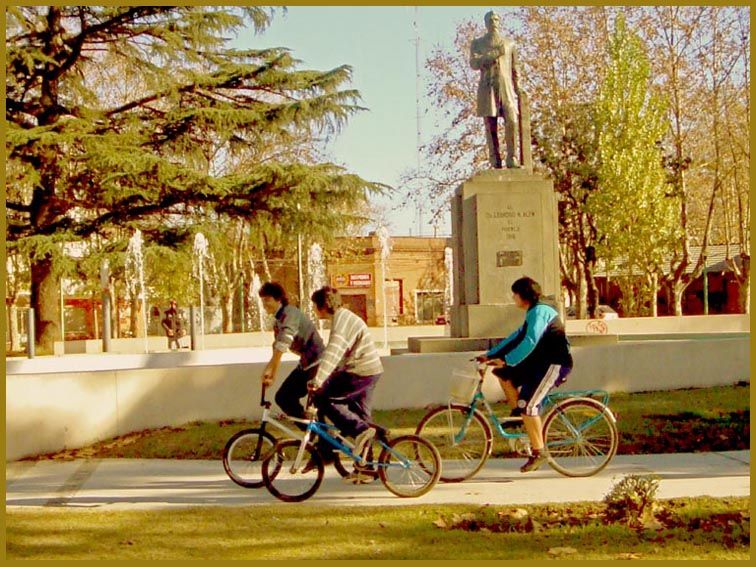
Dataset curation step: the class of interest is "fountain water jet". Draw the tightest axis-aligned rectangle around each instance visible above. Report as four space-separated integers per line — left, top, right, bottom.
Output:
126 230 149 353
376 226 392 350
193 233 209 349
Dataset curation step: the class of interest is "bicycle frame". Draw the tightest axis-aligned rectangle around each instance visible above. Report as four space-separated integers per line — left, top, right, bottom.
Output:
276 391 413 475
253 383 307 443
451 363 612 445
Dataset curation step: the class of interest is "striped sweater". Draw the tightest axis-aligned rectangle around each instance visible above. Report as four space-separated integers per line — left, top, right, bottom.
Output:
312 307 384 387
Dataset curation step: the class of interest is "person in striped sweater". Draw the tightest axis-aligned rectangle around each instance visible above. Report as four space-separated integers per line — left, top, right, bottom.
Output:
308 286 383 470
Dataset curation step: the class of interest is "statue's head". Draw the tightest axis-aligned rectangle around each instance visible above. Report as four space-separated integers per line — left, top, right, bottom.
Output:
484 11 500 32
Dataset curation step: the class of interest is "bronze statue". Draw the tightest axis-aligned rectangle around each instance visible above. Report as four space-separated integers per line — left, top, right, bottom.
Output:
470 11 521 169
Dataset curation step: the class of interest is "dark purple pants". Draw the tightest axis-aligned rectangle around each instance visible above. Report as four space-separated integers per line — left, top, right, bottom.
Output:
313 371 381 439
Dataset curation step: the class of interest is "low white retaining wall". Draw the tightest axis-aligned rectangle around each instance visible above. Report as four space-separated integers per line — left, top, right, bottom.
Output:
565 313 749 335
6 336 749 461
53 325 447 355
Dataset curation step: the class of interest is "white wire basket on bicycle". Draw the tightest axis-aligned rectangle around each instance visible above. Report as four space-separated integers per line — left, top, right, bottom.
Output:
449 368 481 404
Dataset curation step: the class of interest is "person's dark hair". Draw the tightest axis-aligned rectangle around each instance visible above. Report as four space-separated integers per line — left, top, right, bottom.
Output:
311 286 342 315
511 276 541 306
258 281 288 306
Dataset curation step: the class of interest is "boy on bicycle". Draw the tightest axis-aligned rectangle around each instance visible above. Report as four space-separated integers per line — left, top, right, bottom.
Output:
307 286 383 481
259 282 325 424
476 276 573 473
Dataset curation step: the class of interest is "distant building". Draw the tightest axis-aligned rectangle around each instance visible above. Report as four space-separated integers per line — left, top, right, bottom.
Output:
266 234 452 326
593 244 747 316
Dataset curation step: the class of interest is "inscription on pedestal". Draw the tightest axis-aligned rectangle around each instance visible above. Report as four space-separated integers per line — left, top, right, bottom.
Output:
476 193 547 304
496 250 522 267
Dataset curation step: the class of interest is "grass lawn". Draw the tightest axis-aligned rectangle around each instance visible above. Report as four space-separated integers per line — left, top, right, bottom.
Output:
27 382 749 462
5 496 749 559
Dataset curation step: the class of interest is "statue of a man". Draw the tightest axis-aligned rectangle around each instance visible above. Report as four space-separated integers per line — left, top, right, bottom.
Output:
470 11 521 169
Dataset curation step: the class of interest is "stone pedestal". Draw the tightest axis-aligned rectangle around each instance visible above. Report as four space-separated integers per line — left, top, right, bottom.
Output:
450 169 560 338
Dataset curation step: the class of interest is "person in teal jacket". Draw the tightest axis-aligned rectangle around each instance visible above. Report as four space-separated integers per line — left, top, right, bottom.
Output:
477 276 573 473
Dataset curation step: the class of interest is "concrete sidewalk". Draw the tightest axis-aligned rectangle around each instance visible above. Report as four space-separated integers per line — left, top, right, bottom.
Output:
6 451 749 511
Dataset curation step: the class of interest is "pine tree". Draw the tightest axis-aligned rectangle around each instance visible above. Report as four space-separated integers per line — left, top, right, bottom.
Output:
6 6 383 352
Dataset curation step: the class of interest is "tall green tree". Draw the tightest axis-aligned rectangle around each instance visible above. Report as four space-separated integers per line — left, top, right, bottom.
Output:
590 15 677 316
6 6 382 352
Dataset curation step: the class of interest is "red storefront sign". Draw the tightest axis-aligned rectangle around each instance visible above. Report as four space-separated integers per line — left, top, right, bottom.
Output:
331 273 372 288
349 273 372 287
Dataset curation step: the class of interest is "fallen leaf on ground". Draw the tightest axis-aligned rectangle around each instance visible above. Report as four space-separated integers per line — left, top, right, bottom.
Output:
450 513 476 526
548 547 577 556
641 517 663 530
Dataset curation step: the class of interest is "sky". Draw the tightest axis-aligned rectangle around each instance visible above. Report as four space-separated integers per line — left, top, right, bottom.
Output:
234 6 501 237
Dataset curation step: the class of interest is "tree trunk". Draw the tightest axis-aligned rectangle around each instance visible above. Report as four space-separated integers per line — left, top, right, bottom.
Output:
242 277 251 332
672 279 685 316
106 287 116 340
8 303 21 352
30 255 60 354
221 293 234 333
114 281 122 338
584 247 599 319
574 270 586 319
650 272 658 317
740 278 750 314
738 255 750 314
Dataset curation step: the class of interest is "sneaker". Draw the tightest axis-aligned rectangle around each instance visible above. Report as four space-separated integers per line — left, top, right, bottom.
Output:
301 450 334 474
520 451 548 473
500 418 523 432
342 470 378 485
301 458 319 474
353 428 376 464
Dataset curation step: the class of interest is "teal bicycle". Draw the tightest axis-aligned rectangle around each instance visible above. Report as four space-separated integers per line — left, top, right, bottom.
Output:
415 360 618 482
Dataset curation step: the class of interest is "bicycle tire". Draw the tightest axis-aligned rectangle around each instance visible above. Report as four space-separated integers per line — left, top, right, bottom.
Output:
262 439 324 502
378 434 441 498
415 404 493 482
542 397 618 477
222 428 277 489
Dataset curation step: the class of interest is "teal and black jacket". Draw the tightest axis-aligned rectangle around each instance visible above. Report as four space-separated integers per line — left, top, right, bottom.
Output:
485 302 572 368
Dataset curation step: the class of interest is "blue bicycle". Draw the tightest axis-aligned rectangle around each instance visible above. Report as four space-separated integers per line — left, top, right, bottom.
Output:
415 360 618 482
261 391 441 502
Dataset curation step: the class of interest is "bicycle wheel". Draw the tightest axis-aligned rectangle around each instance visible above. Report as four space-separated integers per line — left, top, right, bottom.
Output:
262 439 324 502
222 428 277 489
378 434 441 498
542 397 619 477
415 404 493 482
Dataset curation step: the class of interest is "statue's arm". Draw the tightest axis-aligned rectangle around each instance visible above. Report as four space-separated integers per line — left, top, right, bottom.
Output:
470 40 500 70
470 41 485 70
